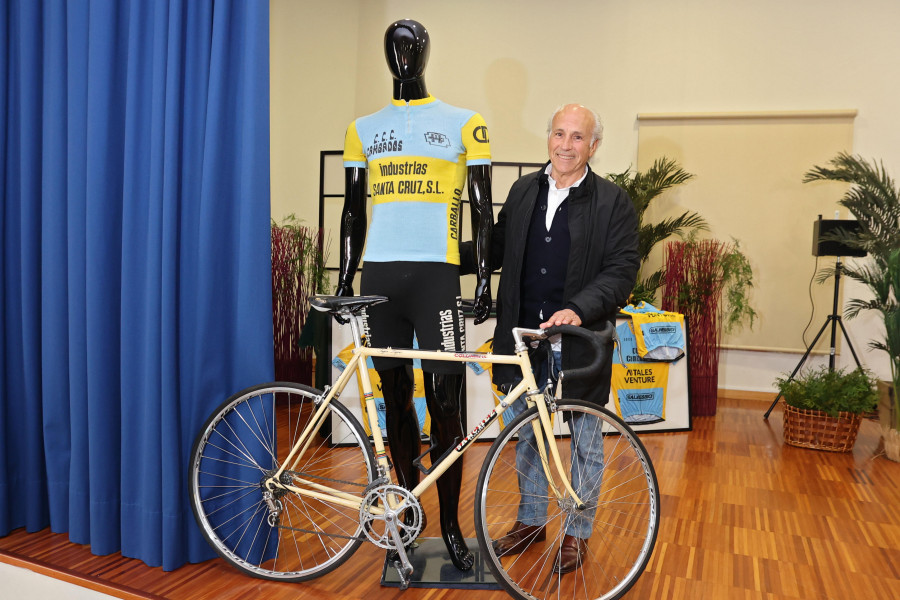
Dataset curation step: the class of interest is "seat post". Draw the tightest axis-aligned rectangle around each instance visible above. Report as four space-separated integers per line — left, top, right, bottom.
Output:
347 311 365 349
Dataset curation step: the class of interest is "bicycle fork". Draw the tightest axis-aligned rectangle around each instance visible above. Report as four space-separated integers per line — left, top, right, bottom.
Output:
526 386 587 510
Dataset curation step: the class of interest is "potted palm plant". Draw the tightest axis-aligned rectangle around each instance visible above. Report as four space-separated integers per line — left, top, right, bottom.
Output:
606 157 706 305
775 365 877 452
804 153 900 460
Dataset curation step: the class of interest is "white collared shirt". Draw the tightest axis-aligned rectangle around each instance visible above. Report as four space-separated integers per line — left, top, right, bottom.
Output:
541 164 588 352
544 164 588 231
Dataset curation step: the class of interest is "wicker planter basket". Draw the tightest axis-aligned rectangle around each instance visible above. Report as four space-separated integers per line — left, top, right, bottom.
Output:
782 402 863 452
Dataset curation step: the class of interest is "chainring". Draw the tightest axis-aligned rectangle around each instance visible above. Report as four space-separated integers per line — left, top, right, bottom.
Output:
359 484 423 549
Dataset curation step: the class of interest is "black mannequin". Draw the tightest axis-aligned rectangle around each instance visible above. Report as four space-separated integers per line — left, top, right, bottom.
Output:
336 19 493 572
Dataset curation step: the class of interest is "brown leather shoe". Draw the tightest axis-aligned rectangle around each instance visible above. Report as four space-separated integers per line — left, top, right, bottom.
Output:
553 534 587 573
492 521 546 556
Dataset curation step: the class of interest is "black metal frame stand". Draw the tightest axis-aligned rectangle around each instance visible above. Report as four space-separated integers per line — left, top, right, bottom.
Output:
764 257 863 419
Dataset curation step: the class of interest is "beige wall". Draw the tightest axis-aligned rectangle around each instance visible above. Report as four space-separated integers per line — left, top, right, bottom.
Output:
269 0 361 222
637 112 856 353
270 0 900 389
272 0 900 212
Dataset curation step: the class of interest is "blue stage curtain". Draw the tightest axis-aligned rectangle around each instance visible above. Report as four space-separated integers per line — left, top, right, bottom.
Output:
0 0 274 570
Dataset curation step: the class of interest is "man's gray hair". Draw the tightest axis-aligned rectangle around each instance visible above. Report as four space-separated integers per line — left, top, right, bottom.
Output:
546 104 604 146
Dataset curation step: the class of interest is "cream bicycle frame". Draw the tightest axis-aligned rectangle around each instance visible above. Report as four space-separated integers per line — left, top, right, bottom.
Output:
265 321 585 512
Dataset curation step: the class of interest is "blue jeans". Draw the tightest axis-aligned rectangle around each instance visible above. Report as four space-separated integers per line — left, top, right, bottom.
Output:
504 350 605 539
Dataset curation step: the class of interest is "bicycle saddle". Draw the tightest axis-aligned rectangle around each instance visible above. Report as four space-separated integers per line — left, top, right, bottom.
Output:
309 295 389 314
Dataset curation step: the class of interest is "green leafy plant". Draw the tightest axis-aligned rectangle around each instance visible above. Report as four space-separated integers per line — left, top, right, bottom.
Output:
804 154 900 431
775 365 878 417
804 153 900 261
606 157 706 305
662 233 757 335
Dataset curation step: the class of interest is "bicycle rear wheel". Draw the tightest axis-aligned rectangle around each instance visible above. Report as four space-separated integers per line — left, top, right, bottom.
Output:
475 400 659 600
189 382 376 582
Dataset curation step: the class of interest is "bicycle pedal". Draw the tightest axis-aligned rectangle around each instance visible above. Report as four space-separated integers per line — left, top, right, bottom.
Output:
398 574 411 589
393 561 413 590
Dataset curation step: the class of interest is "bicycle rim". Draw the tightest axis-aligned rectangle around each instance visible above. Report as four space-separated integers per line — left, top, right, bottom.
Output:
189 382 376 581
476 400 659 600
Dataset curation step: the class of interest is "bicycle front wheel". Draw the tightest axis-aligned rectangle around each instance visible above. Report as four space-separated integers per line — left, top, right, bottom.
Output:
189 382 376 582
476 400 659 600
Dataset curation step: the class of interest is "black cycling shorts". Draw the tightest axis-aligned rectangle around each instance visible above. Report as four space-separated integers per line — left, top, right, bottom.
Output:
360 261 466 374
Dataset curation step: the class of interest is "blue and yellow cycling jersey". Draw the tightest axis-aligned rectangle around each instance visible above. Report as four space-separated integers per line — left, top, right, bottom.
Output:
620 302 686 361
343 96 491 265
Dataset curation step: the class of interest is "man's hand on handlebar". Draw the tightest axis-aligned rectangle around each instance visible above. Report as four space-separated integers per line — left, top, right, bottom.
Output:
540 308 582 328
538 320 614 385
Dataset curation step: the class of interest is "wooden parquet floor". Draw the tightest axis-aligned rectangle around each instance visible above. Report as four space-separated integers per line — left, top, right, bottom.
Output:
1 395 898 599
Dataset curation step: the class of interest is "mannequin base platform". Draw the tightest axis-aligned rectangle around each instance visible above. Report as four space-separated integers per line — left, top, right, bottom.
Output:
380 537 501 590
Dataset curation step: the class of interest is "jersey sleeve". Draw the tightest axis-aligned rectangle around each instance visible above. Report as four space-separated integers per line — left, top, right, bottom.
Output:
461 113 491 165
342 120 367 168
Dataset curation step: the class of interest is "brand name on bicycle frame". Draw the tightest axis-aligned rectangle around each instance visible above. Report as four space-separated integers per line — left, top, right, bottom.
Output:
455 409 497 451
453 352 488 360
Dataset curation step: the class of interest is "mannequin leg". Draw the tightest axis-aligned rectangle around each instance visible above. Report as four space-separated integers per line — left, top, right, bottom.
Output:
379 365 422 522
424 371 474 571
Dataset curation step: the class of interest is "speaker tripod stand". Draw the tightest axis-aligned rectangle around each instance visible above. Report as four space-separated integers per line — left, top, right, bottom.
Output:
764 256 863 419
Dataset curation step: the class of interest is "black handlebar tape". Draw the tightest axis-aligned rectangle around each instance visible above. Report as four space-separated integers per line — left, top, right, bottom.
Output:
541 322 614 384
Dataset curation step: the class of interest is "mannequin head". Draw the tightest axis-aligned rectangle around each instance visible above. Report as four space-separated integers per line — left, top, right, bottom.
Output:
384 19 430 101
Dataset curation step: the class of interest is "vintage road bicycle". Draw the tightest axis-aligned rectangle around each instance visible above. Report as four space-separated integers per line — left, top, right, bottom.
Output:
189 295 659 600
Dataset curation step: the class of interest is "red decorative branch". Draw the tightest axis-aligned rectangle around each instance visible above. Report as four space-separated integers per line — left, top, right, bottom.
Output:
271 220 327 384
662 239 731 416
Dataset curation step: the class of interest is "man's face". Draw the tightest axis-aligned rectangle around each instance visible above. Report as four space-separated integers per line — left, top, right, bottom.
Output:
547 106 598 184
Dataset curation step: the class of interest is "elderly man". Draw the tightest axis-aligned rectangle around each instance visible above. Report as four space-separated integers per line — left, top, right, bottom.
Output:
464 103 639 573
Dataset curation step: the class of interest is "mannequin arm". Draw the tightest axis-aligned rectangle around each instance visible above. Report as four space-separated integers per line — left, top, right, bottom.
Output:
336 166 367 296
468 164 493 324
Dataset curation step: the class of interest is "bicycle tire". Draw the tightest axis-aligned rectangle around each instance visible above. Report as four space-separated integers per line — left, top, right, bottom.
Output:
475 400 659 600
188 382 376 581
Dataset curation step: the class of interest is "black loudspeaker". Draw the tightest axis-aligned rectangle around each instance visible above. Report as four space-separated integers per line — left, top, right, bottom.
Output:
811 218 867 257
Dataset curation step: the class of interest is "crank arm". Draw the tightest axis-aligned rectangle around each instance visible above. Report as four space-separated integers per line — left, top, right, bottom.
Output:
388 520 414 589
